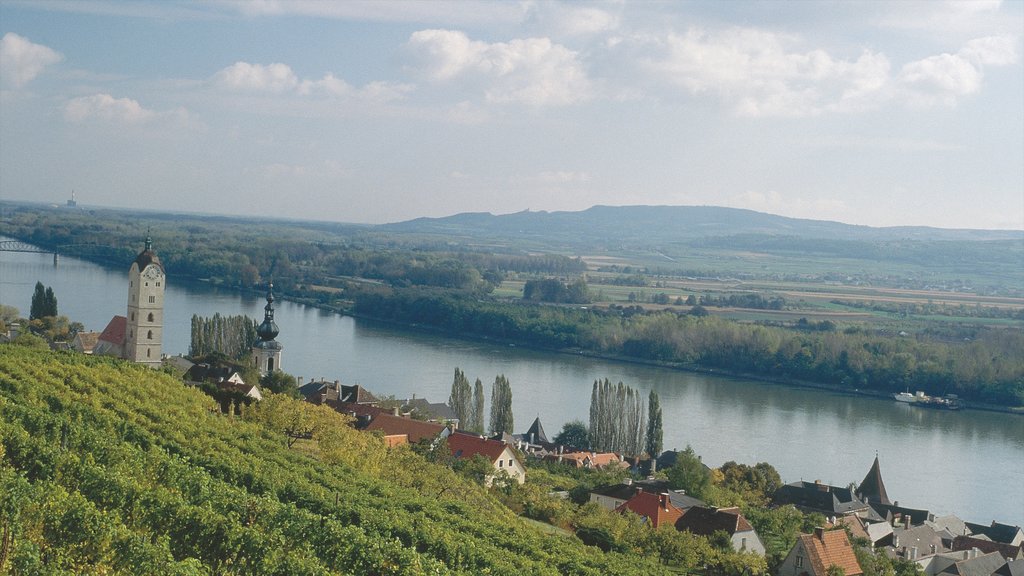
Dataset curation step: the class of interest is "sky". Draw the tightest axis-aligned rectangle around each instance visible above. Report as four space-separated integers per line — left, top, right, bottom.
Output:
1 1 1022 230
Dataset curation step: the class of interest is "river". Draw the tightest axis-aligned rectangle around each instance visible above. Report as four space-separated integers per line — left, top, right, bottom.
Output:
1 241 1022 526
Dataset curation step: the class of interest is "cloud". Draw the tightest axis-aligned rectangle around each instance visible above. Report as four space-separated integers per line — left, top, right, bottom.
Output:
405 29 591 106
645 27 895 117
222 0 526 26
64 93 156 123
897 35 1018 106
0 32 63 87
524 3 620 36
214 61 299 92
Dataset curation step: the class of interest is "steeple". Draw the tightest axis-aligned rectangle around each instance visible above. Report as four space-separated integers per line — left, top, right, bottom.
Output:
858 455 891 506
256 283 279 341
252 282 283 375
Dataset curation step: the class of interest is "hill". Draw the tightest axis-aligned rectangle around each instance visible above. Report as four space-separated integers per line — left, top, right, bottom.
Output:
0 346 668 575
384 205 1024 244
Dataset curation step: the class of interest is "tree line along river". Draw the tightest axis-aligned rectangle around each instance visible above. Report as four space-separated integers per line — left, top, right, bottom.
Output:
1 241 1021 526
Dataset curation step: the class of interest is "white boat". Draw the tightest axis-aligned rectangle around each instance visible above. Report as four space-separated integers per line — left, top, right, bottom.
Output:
894 392 918 403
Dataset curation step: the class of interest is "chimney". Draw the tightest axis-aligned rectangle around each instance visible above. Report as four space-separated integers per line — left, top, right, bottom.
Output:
930 544 936 555
814 527 825 540
894 535 900 548
624 478 633 486
905 516 912 529
296 377 303 386
963 551 970 560
910 547 918 560
650 459 657 474
660 493 669 509
392 407 400 416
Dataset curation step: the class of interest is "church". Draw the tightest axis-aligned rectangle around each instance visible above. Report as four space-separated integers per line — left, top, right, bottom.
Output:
94 236 165 367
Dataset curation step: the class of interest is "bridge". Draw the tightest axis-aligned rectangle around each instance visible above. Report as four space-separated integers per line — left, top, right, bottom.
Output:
0 241 125 264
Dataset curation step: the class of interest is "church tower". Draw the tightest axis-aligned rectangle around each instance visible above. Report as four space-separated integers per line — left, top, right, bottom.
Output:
252 283 283 375
124 236 164 367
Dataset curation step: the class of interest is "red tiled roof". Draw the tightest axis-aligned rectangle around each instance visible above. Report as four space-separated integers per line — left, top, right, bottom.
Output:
446 432 508 462
99 316 127 345
615 491 685 529
74 331 100 351
365 413 446 444
802 529 863 576
676 506 754 536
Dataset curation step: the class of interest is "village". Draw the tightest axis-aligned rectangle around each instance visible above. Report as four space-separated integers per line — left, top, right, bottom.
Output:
11 238 1024 576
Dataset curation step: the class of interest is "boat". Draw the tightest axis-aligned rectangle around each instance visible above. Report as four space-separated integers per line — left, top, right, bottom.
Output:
894 391 919 403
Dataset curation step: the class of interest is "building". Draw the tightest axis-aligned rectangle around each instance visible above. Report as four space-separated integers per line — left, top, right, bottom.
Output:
614 491 685 529
675 506 766 555
858 455 891 506
124 236 164 367
446 432 526 486
72 330 100 354
778 528 864 576
252 283 282 375
590 478 704 512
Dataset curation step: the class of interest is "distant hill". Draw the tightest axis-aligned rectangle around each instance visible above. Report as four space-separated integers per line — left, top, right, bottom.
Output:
384 205 1024 245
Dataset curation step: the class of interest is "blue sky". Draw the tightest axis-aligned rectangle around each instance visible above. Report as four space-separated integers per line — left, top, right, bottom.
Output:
1 0 1021 229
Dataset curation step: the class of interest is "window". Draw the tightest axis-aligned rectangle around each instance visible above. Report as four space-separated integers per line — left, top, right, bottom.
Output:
148 296 155 303
145 282 148 287
156 282 160 286
148 313 154 322
131 313 135 321
147 348 151 358
147 330 153 340
796 556 803 568
268 357 274 371
498 460 503 468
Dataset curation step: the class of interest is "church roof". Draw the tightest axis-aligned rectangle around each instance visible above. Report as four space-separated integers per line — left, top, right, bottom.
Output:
133 236 163 272
523 417 549 444
859 455 891 505
99 315 127 345
255 283 279 342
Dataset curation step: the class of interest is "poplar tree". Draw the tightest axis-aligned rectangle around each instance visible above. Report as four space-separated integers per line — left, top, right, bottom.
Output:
30 282 57 319
645 390 663 458
190 313 258 360
489 374 513 435
471 378 485 434
588 378 646 456
447 368 472 426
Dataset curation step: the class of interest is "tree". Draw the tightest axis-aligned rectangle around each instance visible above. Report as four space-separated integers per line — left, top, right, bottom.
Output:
645 390 663 458
588 378 646 456
189 313 257 360
471 378 485 434
489 374 513 435
553 420 590 450
666 445 711 499
448 368 472 426
29 281 57 320
261 370 299 396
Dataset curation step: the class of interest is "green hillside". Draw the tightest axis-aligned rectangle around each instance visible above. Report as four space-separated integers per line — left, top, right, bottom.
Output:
0 346 667 575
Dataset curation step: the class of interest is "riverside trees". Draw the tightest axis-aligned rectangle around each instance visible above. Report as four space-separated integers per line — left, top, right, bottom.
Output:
589 379 646 456
490 374 514 435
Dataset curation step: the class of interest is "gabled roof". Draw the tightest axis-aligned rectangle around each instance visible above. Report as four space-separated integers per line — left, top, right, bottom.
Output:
676 506 754 537
615 491 685 529
99 315 127 345
446 432 509 463
892 524 948 558
938 551 1011 576
185 363 244 385
859 456 891 505
966 522 1024 546
829 515 871 543
522 417 549 444
874 502 933 526
74 331 100 352
365 413 446 444
800 528 864 576
952 536 1024 561
775 481 871 516
340 384 378 405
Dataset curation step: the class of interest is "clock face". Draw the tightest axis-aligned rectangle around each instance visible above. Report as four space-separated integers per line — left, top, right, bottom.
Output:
142 266 163 280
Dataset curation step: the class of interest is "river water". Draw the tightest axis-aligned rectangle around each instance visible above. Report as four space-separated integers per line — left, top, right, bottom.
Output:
1 242 1021 526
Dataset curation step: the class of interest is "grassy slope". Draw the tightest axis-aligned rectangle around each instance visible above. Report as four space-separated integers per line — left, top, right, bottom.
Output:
0 346 667 575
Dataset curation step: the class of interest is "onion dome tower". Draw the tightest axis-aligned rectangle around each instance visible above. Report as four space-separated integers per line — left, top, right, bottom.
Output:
125 235 164 367
252 283 283 375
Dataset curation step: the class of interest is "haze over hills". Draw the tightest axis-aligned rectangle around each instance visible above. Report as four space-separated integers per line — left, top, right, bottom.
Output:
385 205 1024 245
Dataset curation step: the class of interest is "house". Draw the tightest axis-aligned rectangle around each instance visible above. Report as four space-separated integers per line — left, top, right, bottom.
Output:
774 480 877 519
93 315 127 358
675 506 766 555
919 550 1009 576
590 478 704 512
298 379 378 406
887 524 950 561
778 528 864 576
874 502 933 526
544 451 629 470
398 397 459 426
72 331 100 354
364 412 450 447
184 363 261 402
827 515 872 544
952 536 1023 561
614 491 685 529
965 522 1024 547
446 432 526 486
